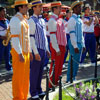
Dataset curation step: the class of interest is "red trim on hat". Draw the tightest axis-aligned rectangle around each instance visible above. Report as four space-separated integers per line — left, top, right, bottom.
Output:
51 2 61 7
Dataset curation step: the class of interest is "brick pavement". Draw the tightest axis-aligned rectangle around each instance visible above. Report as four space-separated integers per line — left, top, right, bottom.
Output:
0 61 100 100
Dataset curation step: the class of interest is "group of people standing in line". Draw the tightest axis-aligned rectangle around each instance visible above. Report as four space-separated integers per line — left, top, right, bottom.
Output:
0 0 100 100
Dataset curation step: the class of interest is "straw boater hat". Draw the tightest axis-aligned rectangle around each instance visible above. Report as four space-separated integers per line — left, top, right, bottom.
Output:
29 0 45 8
71 1 83 10
11 0 29 8
51 1 62 8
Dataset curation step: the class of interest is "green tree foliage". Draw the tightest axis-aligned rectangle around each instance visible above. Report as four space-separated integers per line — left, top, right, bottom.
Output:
8 0 14 4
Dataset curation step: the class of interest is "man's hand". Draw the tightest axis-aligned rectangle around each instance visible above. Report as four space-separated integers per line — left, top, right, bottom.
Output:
46 51 51 58
56 51 61 56
74 48 79 53
30 53 33 61
19 54 25 62
35 54 41 61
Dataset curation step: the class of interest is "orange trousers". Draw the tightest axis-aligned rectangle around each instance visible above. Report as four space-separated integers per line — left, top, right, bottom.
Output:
49 44 65 88
11 48 30 100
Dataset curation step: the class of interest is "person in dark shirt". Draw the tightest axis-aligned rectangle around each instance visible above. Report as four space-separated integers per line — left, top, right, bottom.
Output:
0 7 12 71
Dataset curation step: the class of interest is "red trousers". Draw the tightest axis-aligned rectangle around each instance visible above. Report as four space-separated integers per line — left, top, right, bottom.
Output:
49 43 65 88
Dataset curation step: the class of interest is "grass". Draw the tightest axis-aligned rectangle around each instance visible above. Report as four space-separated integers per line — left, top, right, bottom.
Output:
53 90 74 100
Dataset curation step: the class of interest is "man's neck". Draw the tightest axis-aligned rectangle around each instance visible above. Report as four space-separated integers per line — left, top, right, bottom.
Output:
53 12 58 16
34 12 39 17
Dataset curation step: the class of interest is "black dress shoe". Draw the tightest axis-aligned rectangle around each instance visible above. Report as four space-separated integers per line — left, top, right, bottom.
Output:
39 92 45 99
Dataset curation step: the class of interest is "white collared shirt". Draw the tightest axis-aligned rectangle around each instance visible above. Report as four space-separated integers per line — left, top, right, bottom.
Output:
67 13 78 48
83 16 95 32
10 12 31 54
67 13 85 48
48 13 60 52
28 14 49 54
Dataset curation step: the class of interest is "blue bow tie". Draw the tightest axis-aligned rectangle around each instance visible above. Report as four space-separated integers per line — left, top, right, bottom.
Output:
77 15 80 18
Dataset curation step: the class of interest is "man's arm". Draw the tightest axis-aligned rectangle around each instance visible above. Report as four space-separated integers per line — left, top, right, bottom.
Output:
48 18 60 55
28 18 41 61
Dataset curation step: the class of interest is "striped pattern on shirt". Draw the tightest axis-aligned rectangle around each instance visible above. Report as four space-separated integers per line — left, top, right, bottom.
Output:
30 16 46 50
50 15 67 46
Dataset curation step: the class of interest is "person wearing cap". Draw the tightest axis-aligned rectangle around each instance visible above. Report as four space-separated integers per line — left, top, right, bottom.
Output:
9 0 33 100
28 0 50 100
43 12 51 68
66 1 85 82
48 1 67 88
63 9 72 65
0 7 12 72
80 3 99 66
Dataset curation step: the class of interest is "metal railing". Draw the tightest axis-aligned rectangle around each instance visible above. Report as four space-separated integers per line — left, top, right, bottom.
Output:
45 51 100 100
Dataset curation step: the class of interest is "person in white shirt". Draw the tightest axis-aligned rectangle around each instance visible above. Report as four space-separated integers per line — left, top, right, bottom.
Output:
66 1 85 83
80 3 99 66
63 9 72 65
28 0 50 100
48 1 67 88
10 0 33 100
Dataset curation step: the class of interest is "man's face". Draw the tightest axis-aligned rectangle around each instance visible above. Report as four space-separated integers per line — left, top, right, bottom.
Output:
0 9 6 17
56 6 61 15
76 5 82 15
36 5 43 15
85 7 91 14
20 5 28 15
67 12 72 18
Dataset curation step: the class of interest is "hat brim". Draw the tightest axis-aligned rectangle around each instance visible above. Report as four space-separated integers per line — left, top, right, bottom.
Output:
28 3 45 8
50 4 62 8
71 1 83 10
11 3 29 8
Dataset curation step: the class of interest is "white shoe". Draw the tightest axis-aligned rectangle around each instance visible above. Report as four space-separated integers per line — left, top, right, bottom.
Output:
63 64 66 68
31 95 39 99
43 67 47 70
79 63 84 67
39 92 45 96
91 63 95 67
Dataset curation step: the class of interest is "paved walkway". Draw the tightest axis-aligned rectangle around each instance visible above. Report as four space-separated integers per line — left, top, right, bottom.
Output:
0 58 100 100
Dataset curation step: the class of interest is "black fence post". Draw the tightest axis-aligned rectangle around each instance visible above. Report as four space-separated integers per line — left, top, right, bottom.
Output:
70 55 73 83
94 51 97 78
59 76 62 100
52 60 55 91
96 89 100 100
46 66 49 100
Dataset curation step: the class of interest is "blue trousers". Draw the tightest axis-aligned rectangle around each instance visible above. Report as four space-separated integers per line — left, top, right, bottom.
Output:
64 34 70 63
30 49 46 97
80 33 96 63
0 39 11 70
67 40 83 82
44 36 50 66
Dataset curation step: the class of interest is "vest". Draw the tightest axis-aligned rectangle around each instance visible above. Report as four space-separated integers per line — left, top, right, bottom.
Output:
50 15 67 46
30 16 46 50
71 15 83 43
11 14 30 54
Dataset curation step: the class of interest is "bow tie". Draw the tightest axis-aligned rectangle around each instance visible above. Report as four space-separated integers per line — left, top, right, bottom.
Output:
77 15 80 18
23 15 28 19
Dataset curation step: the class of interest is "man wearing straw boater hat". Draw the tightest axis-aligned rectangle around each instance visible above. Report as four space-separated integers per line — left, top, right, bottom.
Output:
10 0 33 100
66 1 85 83
48 1 67 88
28 0 50 100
